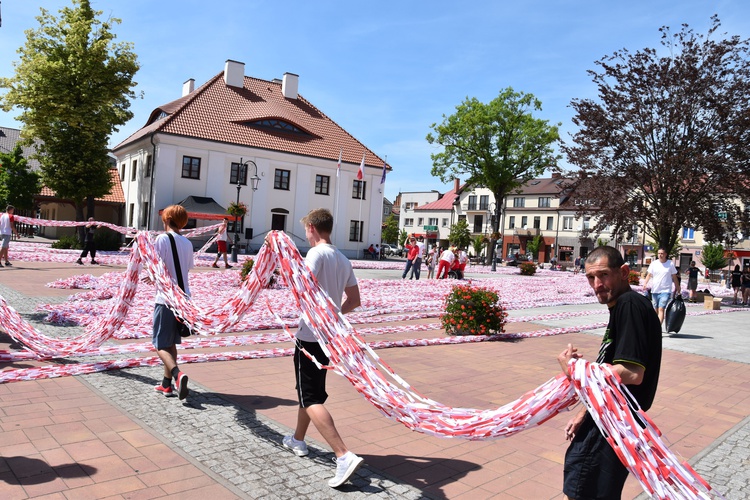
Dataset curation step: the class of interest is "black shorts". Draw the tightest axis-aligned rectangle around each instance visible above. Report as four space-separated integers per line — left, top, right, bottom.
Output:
563 416 629 500
152 303 182 350
294 340 329 407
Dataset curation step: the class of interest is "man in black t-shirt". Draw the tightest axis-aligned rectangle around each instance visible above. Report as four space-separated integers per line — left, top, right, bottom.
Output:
557 245 662 499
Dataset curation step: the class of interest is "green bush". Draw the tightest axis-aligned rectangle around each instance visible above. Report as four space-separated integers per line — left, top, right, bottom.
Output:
51 235 81 250
93 227 123 251
519 262 537 275
240 258 255 280
440 284 507 336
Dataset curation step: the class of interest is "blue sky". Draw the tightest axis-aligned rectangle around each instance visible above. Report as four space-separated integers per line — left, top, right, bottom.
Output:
2 1 749 202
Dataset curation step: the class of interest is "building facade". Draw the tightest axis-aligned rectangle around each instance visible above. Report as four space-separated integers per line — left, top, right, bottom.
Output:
112 60 390 257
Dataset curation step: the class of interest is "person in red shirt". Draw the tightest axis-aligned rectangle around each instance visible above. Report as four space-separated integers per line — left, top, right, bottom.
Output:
401 237 420 279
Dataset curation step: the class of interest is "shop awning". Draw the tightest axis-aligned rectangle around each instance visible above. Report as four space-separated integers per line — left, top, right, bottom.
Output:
159 196 228 221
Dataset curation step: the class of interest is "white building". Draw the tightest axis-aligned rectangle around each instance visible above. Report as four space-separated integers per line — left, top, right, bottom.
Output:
112 60 390 257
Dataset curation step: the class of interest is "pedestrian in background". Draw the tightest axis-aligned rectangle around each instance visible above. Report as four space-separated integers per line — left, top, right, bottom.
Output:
731 265 742 305
742 266 750 306
436 246 455 279
401 237 418 279
426 247 436 279
643 247 681 326
0 205 18 267
212 218 232 268
76 217 101 265
685 261 701 302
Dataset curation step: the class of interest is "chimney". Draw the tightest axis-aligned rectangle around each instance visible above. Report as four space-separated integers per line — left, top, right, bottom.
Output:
182 78 195 97
224 60 245 88
282 72 299 99
551 172 561 179
454 178 460 193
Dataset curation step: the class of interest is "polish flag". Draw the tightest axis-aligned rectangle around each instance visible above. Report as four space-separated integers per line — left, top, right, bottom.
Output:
336 149 342 178
356 153 365 180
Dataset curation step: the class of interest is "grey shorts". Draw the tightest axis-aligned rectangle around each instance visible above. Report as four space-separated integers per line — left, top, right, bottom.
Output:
688 277 698 291
1 234 10 248
152 303 182 350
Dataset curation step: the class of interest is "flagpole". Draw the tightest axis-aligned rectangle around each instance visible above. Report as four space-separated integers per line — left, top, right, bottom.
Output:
334 148 342 246
358 153 365 246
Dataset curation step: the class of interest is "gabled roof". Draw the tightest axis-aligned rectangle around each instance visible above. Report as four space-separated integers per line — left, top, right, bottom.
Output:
0 126 42 169
415 183 466 211
514 176 567 196
113 72 391 173
38 168 126 204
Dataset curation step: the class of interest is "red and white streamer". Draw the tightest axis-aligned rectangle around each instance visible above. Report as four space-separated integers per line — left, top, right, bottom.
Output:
0 230 726 498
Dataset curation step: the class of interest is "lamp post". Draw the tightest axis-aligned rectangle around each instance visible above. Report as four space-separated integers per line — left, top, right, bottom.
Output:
231 158 261 263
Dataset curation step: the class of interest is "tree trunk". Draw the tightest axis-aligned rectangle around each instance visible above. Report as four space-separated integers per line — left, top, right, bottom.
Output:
75 202 86 243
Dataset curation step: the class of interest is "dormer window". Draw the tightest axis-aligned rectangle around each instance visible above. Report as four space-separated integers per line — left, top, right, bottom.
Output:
244 119 310 135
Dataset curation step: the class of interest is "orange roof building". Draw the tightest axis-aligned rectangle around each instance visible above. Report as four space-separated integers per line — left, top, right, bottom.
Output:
113 60 391 255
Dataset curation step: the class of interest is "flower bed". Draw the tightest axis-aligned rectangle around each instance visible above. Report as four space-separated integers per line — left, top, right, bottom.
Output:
440 284 508 336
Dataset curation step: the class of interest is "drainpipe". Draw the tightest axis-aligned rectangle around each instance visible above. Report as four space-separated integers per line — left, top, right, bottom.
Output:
147 133 158 230
554 208 560 260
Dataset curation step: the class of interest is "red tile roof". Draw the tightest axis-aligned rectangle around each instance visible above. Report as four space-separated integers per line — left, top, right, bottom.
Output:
38 168 125 204
113 72 391 173
415 184 465 211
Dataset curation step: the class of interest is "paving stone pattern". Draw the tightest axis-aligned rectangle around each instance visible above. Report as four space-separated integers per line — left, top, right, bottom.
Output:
82 367 430 499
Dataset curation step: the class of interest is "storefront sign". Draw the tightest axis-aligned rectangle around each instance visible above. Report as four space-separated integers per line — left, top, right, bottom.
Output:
559 246 574 251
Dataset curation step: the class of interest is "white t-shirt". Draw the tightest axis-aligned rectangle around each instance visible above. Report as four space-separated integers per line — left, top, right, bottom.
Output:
416 241 425 258
439 249 455 264
218 225 228 242
296 243 357 342
0 213 12 235
458 250 468 264
153 232 195 305
647 259 677 293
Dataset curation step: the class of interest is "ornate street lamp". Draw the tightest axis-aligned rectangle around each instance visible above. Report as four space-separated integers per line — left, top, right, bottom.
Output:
231 158 260 263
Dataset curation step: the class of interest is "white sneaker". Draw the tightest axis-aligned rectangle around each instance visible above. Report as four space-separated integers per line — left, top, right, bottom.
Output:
282 435 308 457
328 451 364 488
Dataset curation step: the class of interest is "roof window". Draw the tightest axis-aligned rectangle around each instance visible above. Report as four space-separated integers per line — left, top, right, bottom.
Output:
245 119 310 135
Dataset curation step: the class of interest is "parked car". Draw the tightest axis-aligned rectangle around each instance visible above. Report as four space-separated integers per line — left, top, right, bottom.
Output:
381 244 398 257
505 253 532 266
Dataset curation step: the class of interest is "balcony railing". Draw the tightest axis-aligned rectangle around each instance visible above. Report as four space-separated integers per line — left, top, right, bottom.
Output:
513 227 540 237
462 203 492 212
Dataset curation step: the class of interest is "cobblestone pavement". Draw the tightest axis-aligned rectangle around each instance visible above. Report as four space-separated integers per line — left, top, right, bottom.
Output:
82 368 429 500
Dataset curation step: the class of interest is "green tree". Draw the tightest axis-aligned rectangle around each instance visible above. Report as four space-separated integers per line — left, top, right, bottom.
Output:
563 17 750 252
381 213 399 244
0 0 140 235
471 234 487 259
0 145 42 210
427 88 560 265
700 242 727 275
398 229 408 248
526 234 543 261
448 219 471 249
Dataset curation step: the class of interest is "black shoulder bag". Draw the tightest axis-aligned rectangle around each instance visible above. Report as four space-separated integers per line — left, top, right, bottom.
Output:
167 233 192 337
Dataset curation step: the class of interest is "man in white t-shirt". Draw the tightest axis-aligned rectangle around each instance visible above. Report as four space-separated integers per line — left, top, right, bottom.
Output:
281 208 364 489
644 247 681 325
0 205 18 267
